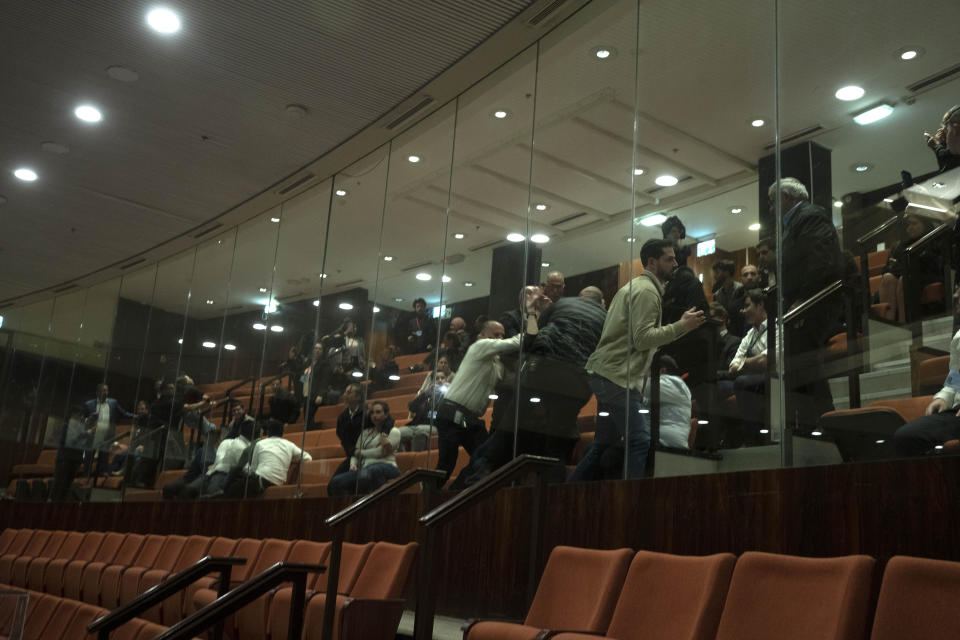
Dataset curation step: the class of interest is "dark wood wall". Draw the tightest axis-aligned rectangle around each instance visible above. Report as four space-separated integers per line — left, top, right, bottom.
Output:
2 456 959 620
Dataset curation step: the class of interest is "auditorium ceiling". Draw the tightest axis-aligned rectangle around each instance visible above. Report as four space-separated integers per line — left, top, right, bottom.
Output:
1 0 959 318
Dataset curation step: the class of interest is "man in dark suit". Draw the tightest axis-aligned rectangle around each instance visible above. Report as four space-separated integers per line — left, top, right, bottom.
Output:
770 177 845 433
84 383 133 477
303 342 333 429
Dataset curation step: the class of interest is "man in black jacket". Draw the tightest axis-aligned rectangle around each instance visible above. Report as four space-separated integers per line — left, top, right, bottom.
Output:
326 383 366 492
304 342 333 429
770 177 845 432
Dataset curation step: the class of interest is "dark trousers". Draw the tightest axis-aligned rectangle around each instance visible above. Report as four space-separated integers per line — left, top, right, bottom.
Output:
50 458 82 502
435 417 488 481
784 309 837 432
734 374 768 444
223 472 274 499
456 429 575 487
304 399 320 428
893 411 960 456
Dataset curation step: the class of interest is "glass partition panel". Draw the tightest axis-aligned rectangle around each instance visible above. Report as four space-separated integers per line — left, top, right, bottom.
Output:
438 44 539 489
778 0 959 467
268 180 332 498
315 146 390 498
356 103 458 498
111 264 159 496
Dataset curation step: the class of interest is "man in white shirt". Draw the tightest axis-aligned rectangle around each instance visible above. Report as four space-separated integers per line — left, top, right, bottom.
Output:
657 356 693 449
723 289 771 446
83 384 133 476
434 320 521 480
163 417 254 500
224 419 312 498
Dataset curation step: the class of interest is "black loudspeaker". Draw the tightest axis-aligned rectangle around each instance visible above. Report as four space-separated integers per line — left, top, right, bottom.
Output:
488 241 542 320
757 141 833 237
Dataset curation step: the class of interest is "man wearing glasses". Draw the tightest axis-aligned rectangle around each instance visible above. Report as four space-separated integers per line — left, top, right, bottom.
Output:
926 105 960 174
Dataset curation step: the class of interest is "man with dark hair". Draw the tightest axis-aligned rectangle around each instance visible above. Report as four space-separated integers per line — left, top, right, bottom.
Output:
756 238 776 288
325 383 366 487
406 297 436 353
303 342 333 428
84 383 133 477
741 264 761 290
722 289 773 445
709 302 741 371
163 416 253 500
712 259 745 336
571 239 705 480
769 177 845 432
224 418 311 498
926 104 960 174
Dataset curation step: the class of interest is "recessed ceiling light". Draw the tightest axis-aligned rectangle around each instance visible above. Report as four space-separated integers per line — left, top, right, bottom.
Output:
441 275 452 283
835 85 865 101
40 141 69 154
416 272 432 281
269 216 280 223
730 207 743 214
852 163 873 173
202 341 216 349
223 344 236 351
633 167 646 176
388 374 400 381
339 302 353 310
640 213 667 226
748 223 761 231
464 282 474 287
592 46 616 59
883 198 894 203
896 46 924 61
624 237 636 243
74 105 102 123
106 65 139 82
252 322 266 330
534 203 548 211
312 300 320 307
270 325 284 333
529 397 541 403
284 104 308 119
750 118 765 127
383 255 394 261
407 155 421 163
853 104 894 126
351 371 364 378
655 175 678 187
205 299 214 305
146 7 181 34
453 233 465 240
492 109 510 119
811 430 823 437
541 262 550 268
335 188 348 197
259 287 268 293
506 233 525 242
834 200 844 208
177 338 183 345
530 233 550 244
394 297 404 302
319 273 328 278
13 168 37 182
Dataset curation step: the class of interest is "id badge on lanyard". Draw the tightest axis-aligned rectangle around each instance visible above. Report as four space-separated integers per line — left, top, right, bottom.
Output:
945 370 960 391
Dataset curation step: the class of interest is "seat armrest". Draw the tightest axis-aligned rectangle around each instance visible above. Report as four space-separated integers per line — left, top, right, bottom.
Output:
339 597 406 640
534 630 605 640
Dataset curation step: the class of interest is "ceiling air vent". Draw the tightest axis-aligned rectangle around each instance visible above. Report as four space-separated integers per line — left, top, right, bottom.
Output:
908 62 960 94
193 223 222 239
335 279 364 287
526 0 571 27
276 293 303 302
276 173 317 196
226 305 245 312
119 257 146 270
401 260 435 273
444 253 465 265
53 283 78 293
763 125 824 151
552 211 588 226
470 239 506 252
384 95 434 131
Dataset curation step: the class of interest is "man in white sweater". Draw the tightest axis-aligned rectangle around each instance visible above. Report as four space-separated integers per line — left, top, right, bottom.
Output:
224 418 311 498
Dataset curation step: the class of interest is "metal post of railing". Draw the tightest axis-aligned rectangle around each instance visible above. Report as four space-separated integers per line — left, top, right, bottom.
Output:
646 353 661 478
413 525 436 640
320 527 343 640
526 471 548 608
845 293 861 409
287 572 307 640
211 564 233 640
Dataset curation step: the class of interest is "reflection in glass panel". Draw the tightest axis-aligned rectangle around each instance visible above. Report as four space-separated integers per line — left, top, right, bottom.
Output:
778 0 960 467
317 148 390 498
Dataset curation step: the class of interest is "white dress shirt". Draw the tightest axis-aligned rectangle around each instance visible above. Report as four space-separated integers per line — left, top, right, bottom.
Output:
248 437 312 486
444 335 521 415
207 436 250 475
730 320 768 372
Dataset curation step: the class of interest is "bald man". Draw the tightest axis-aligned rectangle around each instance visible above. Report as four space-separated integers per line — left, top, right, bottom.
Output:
579 286 605 309
543 271 565 302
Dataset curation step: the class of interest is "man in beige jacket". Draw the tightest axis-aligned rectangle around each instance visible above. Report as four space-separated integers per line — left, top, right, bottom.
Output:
571 238 704 480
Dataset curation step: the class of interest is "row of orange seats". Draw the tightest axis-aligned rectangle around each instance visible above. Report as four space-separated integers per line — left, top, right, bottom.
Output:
465 545 958 640
0 528 416 640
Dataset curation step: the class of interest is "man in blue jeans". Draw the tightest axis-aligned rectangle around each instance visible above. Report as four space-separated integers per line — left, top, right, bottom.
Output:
571 239 704 481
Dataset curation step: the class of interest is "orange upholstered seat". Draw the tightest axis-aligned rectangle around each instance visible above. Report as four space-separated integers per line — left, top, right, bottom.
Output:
870 555 960 640
68 532 141 601
713 551 874 640
10 530 68 587
464 545 633 640
93 534 165 608
22 530 85 592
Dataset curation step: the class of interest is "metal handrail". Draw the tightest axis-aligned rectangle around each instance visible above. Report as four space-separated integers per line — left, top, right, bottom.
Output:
153 562 325 640
856 215 900 246
905 221 951 254
223 377 255 396
781 280 845 326
88 556 245 640
414 454 559 640
902 222 953 325
320 468 445 640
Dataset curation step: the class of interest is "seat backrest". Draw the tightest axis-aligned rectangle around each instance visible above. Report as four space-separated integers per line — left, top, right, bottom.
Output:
870 555 960 640
135 621 169 640
605 551 735 640
285 540 331 588
249 538 293 574
868 396 933 423
69 531 106 564
35 530 68 558
204 536 238 559
21 530 53 557
714 551 874 640
52 531 86 560
61 602 105 640
22 593 62 639
130 534 167 568
150 535 187 571
349 542 419 599
314 542 374 595
523 546 633 633
0 529 17 555
171 535 213 571
228 539 265 582
95 532 141 564
37 449 58 466
4 529 34 556
40 597 82 640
